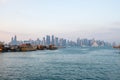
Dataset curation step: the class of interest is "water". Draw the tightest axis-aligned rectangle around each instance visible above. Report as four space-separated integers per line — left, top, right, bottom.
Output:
0 47 120 80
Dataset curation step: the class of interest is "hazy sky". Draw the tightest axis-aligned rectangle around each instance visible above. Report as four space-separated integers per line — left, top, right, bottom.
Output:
0 0 120 43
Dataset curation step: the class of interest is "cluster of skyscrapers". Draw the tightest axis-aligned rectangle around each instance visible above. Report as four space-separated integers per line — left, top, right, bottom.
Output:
9 35 111 47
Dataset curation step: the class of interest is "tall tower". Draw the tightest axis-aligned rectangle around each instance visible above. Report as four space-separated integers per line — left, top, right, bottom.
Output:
43 37 46 45
11 37 13 42
46 35 50 45
77 38 80 46
14 35 17 41
10 35 18 45
51 35 54 45
55 37 59 46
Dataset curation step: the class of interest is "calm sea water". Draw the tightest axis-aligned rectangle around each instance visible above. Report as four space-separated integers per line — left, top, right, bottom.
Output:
0 47 120 80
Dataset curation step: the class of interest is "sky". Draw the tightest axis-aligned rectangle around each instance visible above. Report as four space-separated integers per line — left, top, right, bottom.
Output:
0 0 120 43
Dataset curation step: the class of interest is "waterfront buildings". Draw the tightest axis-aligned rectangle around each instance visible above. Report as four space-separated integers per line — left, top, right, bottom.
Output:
10 35 19 45
43 37 46 45
55 37 59 46
46 35 50 46
8 35 111 47
51 35 55 45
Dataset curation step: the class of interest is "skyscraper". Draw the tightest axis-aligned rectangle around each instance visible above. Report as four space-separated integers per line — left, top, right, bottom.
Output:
43 37 46 45
59 38 63 46
63 39 66 47
51 35 54 45
10 35 18 45
55 37 59 46
77 38 80 46
14 35 17 41
46 35 50 46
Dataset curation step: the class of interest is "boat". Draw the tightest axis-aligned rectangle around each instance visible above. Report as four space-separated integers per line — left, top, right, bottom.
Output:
113 45 120 49
0 42 4 52
20 43 37 51
48 45 58 50
10 45 20 52
37 45 46 50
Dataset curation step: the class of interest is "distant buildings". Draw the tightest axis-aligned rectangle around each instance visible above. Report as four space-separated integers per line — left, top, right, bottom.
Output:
91 41 99 47
10 35 19 45
51 35 54 45
46 35 50 46
43 37 46 45
55 37 59 46
75 38 111 47
9 35 111 47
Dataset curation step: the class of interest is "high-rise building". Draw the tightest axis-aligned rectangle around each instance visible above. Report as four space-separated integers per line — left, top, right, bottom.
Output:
14 35 17 41
36 38 41 45
77 38 80 46
11 37 13 42
46 35 50 45
51 35 54 45
10 35 18 45
43 37 46 45
59 38 63 46
63 39 67 47
55 37 59 46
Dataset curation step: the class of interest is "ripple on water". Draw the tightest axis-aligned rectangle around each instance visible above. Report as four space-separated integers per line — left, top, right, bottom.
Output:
0 48 120 80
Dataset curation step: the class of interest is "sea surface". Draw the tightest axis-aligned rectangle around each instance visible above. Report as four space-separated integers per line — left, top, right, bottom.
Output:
0 47 120 80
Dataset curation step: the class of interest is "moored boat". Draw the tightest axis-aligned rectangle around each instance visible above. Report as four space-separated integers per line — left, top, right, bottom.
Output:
10 45 20 52
113 45 120 49
37 45 46 50
0 42 4 52
20 44 37 51
48 45 58 50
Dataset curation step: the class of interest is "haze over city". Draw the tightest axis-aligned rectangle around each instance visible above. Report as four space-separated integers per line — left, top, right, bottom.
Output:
0 0 120 43
1 1 120 80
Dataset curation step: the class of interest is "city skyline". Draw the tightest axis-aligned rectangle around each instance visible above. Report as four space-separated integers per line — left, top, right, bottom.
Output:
9 35 111 47
0 0 120 43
